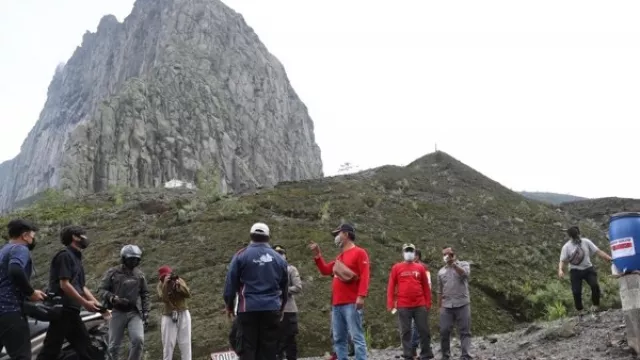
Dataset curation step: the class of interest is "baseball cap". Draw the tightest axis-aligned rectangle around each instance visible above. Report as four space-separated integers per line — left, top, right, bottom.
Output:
273 244 286 254
331 223 356 236
250 222 270 237
402 243 416 251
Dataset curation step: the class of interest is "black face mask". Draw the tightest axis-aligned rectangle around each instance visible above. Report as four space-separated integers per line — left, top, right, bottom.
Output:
123 257 140 269
27 238 36 251
76 235 90 249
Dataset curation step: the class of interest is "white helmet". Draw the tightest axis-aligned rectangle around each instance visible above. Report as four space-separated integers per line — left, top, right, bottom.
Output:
250 222 270 237
120 244 142 259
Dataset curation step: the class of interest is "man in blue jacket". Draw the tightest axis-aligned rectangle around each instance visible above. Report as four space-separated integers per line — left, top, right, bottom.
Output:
223 222 289 360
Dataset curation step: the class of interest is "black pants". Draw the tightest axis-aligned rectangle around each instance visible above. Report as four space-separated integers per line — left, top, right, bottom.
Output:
0 312 31 360
570 266 601 311
237 310 281 360
277 313 298 360
229 318 239 353
36 308 92 360
398 307 433 359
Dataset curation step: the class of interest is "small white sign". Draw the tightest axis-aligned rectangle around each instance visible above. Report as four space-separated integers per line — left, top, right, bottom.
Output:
610 237 635 259
211 351 238 360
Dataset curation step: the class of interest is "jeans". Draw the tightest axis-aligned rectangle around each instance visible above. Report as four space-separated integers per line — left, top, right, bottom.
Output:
0 312 31 360
332 304 367 360
569 266 600 311
411 320 419 349
108 310 145 360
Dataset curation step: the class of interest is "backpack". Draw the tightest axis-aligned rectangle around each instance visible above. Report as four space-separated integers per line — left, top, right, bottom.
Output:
568 241 586 266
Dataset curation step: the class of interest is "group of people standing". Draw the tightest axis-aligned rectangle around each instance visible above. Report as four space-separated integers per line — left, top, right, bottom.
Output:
0 219 193 360
1 217 612 360
223 222 473 360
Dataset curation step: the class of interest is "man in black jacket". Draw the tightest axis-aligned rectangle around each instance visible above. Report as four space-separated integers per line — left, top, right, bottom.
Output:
36 225 109 360
0 219 46 360
100 244 150 360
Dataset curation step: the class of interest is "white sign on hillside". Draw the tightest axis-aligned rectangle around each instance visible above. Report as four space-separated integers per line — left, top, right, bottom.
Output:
210 351 237 360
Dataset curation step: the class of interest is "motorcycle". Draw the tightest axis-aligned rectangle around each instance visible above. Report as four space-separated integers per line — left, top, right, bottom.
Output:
0 294 110 360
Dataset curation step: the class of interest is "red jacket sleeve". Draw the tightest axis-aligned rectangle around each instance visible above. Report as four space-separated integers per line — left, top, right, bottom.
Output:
314 256 335 276
386 265 397 310
357 249 370 297
422 264 432 309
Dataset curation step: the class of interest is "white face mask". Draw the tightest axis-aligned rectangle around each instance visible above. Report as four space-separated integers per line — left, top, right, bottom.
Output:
403 252 415 262
334 235 343 248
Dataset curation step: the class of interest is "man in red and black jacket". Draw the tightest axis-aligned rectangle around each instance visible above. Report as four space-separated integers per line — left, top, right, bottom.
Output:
309 223 370 360
387 244 434 360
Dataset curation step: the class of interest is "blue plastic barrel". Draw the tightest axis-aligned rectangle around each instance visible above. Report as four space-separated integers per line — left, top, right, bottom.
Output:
609 212 640 273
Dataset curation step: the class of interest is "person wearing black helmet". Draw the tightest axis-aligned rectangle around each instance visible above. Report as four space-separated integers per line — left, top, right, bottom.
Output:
558 226 612 315
99 244 150 360
0 219 46 360
37 225 109 360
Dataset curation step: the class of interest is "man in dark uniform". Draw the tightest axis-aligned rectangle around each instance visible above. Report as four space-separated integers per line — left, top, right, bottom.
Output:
0 219 46 360
223 222 289 360
36 226 109 360
99 244 150 360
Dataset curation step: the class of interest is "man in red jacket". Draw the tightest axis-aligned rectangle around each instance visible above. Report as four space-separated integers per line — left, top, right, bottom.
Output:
387 244 434 360
309 223 370 360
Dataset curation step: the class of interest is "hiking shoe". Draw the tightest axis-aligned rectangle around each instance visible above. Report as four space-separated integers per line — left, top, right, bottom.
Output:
590 305 600 313
327 353 337 360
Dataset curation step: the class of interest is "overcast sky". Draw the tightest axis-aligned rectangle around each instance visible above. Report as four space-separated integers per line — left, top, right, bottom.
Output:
1 0 638 199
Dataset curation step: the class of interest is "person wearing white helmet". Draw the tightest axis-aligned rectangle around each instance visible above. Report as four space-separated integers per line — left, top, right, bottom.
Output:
223 222 289 360
99 244 150 360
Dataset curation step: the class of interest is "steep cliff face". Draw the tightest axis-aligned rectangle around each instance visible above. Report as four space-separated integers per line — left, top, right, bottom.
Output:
0 0 323 211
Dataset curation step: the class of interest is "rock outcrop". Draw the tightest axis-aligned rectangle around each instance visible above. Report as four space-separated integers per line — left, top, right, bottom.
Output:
0 0 323 212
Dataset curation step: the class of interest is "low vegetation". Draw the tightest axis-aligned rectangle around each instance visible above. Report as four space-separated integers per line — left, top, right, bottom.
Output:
0 152 621 358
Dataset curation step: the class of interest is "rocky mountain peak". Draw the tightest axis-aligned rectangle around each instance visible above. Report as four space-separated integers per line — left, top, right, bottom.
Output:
0 0 323 212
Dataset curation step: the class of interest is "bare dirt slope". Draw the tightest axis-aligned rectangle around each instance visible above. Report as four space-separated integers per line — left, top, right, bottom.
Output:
302 309 636 360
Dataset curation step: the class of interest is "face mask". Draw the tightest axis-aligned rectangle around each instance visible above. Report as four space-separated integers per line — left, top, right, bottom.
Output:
27 238 36 251
76 235 90 249
403 252 415 262
443 255 450 263
334 234 343 248
123 257 140 269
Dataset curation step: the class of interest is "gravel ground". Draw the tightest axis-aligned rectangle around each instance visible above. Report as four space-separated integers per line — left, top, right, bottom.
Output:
301 309 638 360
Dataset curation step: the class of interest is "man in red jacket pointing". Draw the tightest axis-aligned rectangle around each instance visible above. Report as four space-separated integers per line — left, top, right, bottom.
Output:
387 243 434 360
309 223 370 360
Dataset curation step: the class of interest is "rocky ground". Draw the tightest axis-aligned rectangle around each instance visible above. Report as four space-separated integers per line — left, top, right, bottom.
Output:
302 309 637 360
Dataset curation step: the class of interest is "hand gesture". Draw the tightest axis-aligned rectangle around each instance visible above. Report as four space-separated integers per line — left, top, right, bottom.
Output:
309 242 321 257
83 299 101 313
29 290 47 302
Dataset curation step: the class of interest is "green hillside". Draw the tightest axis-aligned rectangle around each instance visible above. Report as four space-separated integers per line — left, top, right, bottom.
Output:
0 152 620 358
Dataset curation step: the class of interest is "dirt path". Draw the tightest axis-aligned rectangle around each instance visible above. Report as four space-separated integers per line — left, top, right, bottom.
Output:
302 309 637 360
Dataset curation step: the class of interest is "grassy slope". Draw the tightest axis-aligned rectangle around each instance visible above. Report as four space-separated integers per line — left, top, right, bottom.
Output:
0 152 621 358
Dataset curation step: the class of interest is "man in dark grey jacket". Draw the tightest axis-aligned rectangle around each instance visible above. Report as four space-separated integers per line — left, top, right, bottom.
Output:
273 245 302 360
99 245 150 360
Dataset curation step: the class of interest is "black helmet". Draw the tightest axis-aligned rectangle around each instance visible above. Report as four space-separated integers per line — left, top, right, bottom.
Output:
120 244 142 259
